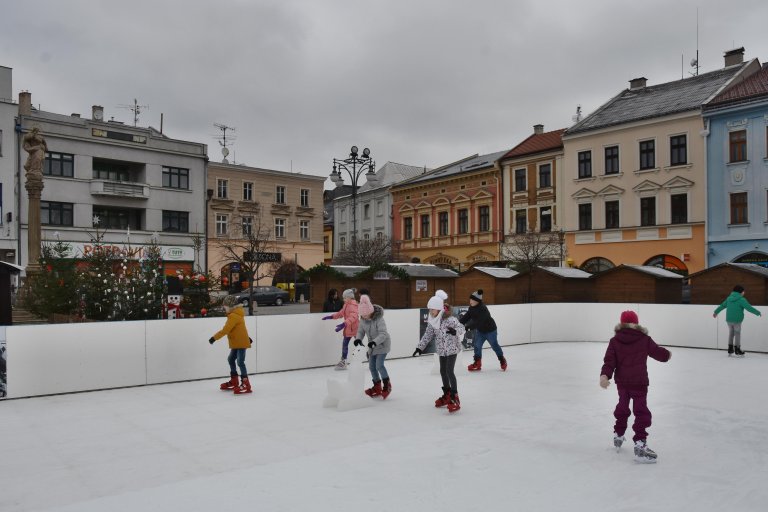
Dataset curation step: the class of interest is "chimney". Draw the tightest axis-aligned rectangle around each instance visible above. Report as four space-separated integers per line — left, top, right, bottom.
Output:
724 47 745 67
71 113 81 118
533 124 544 135
92 105 104 121
18 91 32 116
629 77 647 91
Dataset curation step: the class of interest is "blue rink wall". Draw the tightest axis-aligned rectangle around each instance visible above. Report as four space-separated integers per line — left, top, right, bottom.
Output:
2 303 765 399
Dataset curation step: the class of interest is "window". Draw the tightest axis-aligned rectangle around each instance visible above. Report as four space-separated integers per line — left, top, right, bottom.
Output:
479 205 490 231
340 207 346 222
275 218 286 238
44 152 74 178
730 192 748 224
514 169 526 191
376 231 384 240
340 236 346 250
41 201 73 226
604 146 619 174
324 236 329 253
605 200 619 229
300 220 309 240
216 179 228 199
671 194 687 224
420 214 430 238
404 217 413 240
364 203 370 219
639 140 655 170
162 210 188 232
300 189 310 207
243 182 253 201
640 197 656 226
376 201 383 216
241 216 252 236
363 233 370 241
539 164 552 188
670 135 687 166
515 210 527 234
276 185 286 204
92 207 141 230
539 207 552 232
578 203 592 230
439 211 449 236
458 209 468 234
162 167 189 189
215 214 228 236
578 151 592 178
729 130 747 162
93 162 129 181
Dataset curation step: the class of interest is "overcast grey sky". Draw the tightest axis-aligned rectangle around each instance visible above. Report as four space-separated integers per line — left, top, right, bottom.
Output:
2 0 767 186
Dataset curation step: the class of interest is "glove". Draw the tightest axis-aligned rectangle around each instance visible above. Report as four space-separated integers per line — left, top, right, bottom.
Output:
412 348 422 357
249 337 253 346
322 315 333 320
367 340 377 349
209 337 215 345
353 339 363 347
335 322 346 332
446 327 456 336
599 375 610 389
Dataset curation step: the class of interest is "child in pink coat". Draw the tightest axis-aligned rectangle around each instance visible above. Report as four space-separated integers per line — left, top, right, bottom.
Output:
322 288 360 369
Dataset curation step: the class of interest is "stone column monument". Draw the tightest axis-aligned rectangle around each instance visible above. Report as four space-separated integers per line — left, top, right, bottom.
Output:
22 127 46 274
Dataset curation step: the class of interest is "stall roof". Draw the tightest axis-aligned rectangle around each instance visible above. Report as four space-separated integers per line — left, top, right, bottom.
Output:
689 262 768 279
0 261 25 275
330 264 458 279
624 265 683 279
538 266 592 279
472 267 518 279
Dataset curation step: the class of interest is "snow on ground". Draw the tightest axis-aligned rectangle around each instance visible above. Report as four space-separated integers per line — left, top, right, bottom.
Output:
1 342 767 512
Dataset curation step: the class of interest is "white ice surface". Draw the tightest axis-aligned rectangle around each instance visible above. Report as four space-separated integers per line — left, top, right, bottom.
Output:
1 343 767 512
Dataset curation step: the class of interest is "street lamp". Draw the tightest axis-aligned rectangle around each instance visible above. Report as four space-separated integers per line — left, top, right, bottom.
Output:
330 146 377 241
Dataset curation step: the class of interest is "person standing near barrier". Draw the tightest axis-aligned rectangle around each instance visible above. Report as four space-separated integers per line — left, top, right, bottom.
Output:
209 295 253 394
713 285 761 357
413 292 466 413
600 310 671 463
354 295 393 399
460 289 507 372
322 288 343 313
322 288 359 370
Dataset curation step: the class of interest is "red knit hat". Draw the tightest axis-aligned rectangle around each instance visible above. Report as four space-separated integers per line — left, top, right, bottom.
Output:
620 310 638 324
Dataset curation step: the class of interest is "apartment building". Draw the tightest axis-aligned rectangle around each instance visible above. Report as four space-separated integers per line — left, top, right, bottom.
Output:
0 66 18 266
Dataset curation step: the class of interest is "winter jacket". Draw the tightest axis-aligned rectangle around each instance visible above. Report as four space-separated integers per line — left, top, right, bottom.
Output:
213 306 250 349
322 298 343 313
459 303 497 333
714 291 761 324
330 299 359 337
600 323 670 388
418 312 466 357
356 304 391 355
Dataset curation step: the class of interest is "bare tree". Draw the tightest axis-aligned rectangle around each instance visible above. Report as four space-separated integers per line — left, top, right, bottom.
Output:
333 235 398 266
501 230 567 302
213 214 277 315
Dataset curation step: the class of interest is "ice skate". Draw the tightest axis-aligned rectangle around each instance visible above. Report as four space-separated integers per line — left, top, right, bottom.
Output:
734 347 745 358
727 344 734 356
434 387 450 407
234 376 252 395
499 356 507 371
334 359 347 370
613 433 625 452
633 440 657 463
381 378 392 399
365 380 382 397
467 357 482 372
447 393 461 413
219 373 238 391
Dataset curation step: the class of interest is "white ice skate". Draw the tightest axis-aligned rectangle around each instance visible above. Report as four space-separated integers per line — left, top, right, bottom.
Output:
334 359 347 370
633 440 657 463
613 434 625 452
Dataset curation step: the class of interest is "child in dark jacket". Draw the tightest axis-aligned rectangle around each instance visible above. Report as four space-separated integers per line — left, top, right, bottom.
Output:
460 289 506 371
600 310 671 463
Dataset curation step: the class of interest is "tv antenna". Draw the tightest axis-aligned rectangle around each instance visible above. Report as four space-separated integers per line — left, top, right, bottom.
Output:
571 104 582 124
117 98 149 126
213 123 236 163
689 8 700 77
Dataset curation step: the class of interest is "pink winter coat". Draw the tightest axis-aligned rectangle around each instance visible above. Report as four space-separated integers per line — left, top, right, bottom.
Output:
331 299 359 337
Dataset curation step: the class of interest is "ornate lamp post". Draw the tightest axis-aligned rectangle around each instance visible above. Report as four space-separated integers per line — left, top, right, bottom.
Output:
330 146 377 242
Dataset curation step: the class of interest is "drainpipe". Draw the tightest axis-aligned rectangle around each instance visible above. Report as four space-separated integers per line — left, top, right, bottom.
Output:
701 117 710 269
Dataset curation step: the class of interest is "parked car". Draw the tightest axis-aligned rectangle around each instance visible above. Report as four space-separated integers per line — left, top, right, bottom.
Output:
234 286 290 307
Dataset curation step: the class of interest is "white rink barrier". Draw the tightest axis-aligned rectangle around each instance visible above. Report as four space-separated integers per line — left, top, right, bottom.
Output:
2 303 764 399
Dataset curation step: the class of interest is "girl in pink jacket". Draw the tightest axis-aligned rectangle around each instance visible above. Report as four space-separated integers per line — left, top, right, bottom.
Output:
322 288 359 370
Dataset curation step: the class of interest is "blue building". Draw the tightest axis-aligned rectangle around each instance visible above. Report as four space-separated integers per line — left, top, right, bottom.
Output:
704 57 768 267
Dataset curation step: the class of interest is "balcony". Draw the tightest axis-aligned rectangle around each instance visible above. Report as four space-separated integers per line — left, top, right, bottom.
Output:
90 180 150 199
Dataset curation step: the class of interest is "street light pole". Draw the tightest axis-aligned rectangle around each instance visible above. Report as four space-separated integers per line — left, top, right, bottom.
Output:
330 146 377 243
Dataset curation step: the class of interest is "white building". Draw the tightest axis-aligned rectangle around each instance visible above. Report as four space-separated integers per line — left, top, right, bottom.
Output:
0 66 18 265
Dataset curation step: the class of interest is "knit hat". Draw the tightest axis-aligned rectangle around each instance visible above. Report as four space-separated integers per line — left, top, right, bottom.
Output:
358 295 374 317
620 310 639 324
470 289 484 302
342 288 356 300
222 295 239 308
435 289 448 301
733 285 745 293
427 294 444 311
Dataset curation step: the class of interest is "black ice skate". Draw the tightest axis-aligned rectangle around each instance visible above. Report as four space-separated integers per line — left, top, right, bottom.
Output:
734 347 746 358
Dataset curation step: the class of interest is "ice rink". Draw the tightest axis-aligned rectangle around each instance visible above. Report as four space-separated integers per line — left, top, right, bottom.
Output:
1 342 767 512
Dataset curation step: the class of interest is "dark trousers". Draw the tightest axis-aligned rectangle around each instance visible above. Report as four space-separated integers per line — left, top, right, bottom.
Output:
439 354 458 394
613 386 652 442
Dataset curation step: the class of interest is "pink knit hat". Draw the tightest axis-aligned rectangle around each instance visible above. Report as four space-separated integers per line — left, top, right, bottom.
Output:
358 295 374 317
620 310 639 324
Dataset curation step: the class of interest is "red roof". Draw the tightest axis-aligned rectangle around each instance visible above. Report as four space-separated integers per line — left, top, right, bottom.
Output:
708 65 768 107
502 128 566 160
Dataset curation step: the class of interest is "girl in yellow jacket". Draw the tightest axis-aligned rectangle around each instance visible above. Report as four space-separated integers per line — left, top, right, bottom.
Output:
209 295 252 394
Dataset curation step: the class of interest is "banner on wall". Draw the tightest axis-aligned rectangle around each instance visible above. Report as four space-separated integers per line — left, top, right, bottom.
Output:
419 307 474 354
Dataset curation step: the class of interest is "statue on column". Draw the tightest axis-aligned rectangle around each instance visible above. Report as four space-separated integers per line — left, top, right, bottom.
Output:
23 127 47 273
23 127 47 185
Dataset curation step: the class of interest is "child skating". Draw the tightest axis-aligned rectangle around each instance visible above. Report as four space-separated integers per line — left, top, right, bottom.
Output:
354 295 392 399
322 288 359 370
413 292 466 413
713 284 762 357
459 289 506 371
209 295 253 394
600 310 671 463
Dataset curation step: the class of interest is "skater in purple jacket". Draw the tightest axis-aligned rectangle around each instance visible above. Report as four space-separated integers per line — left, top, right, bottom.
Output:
600 310 671 463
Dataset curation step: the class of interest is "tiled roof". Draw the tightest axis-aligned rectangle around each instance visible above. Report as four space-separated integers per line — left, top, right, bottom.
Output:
566 63 748 136
501 129 565 160
397 149 509 187
705 64 768 109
